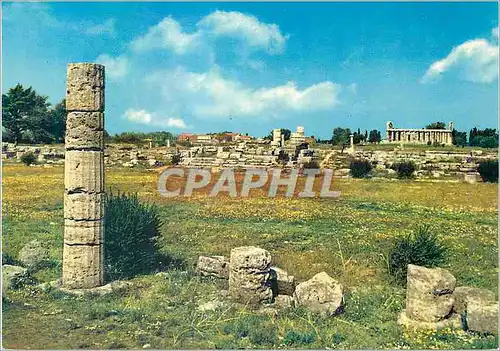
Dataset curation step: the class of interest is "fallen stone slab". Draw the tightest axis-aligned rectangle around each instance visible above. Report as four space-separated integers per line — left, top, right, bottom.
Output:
453 286 496 315
17 240 50 270
196 255 229 279
405 264 456 322
466 302 498 335
398 310 462 330
293 271 344 316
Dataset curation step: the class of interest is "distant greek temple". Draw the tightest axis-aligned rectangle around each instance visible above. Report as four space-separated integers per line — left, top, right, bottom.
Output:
385 121 453 145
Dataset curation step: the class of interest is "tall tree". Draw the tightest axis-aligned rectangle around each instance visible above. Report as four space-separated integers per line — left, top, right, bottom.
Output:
451 129 467 147
48 99 67 143
368 129 381 143
2 84 51 145
331 127 351 146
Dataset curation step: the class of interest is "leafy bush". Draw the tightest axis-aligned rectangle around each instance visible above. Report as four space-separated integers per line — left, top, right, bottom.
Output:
104 192 164 281
283 330 316 346
388 226 447 284
20 152 36 166
349 159 372 178
478 160 498 183
392 161 416 179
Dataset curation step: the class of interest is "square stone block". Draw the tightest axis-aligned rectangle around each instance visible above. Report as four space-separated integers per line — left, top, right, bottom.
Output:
66 63 105 112
64 192 104 221
65 151 104 193
64 219 103 245
62 244 103 289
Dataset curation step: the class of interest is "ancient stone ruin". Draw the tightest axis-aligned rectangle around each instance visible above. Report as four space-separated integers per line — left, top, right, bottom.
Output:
197 246 345 315
398 264 498 334
62 63 105 289
386 121 454 145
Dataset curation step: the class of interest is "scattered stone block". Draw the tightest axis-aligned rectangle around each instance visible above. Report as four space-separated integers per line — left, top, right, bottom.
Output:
229 246 273 305
293 271 344 316
405 264 456 322
398 310 462 330
453 286 496 315
17 240 50 270
466 302 498 334
196 255 229 279
274 294 294 309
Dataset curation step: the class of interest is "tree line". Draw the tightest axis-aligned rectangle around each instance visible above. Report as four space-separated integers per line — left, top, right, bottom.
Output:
2 85 498 149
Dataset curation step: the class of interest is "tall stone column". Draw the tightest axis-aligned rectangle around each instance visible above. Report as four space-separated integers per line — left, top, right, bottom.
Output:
63 63 105 289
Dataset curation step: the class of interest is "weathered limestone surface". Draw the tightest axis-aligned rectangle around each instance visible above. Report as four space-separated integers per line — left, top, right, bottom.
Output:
17 240 50 270
229 246 273 304
66 112 104 149
64 219 104 245
397 310 462 330
62 244 103 289
63 63 105 289
196 255 229 279
65 151 105 193
293 272 344 316
64 192 104 221
66 63 105 111
453 286 496 315
467 302 498 334
405 264 456 322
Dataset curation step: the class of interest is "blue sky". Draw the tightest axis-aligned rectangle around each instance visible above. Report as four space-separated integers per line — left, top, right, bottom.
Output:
3 2 498 139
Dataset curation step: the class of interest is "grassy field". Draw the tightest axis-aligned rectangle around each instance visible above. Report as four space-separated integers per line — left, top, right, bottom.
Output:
2 162 498 349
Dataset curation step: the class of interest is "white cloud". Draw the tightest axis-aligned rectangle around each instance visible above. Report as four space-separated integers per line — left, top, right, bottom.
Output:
197 11 288 54
95 54 129 79
130 11 287 55
492 26 499 40
130 17 201 54
85 18 116 36
146 67 342 120
421 29 498 84
124 108 188 129
124 109 152 124
165 118 188 129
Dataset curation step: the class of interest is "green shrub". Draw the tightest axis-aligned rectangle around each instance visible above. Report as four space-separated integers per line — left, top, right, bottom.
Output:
388 226 447 284
20 152 36 166
283 330 316 346
392 161 416 179
349 159 372 178
104 192 164 281
478 160 498 183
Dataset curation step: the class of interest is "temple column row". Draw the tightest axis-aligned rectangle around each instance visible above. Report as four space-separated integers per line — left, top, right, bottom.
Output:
387 130 452 144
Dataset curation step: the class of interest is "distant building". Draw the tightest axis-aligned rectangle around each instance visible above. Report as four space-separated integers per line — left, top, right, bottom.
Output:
197 134 213 144
385 121 453 145
177 133 197 143
289 126 306 145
